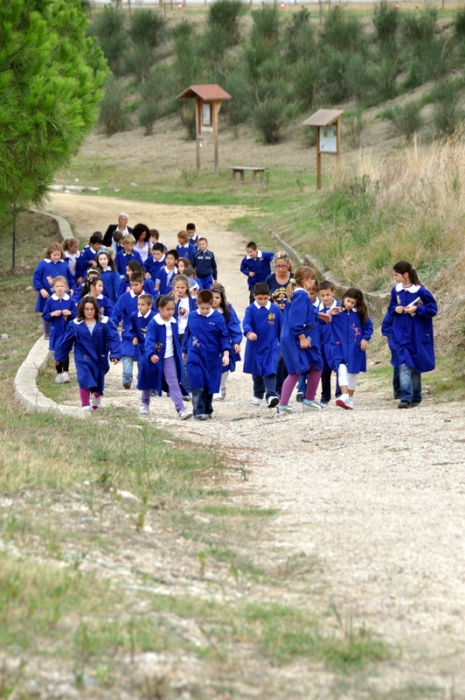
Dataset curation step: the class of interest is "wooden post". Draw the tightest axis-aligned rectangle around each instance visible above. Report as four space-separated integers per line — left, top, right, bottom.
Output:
195 98 201 171
213 101 220 176
336 116 341 181
316 126 322 190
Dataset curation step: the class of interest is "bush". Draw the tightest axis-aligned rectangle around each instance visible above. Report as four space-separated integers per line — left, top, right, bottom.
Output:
89 7 127 76
244 39 275 83
129 9 166 48
252 95 287 144
221 69 253 126
251 5 280 46
124 44 156 82
373 0 399 46
433 80 464 138
453 8 465 38
401 8 437 44
383 101 423 143
99 78 130 136
139 103 158 136
208 0 245 47
284 9 315 63
321 10 366 54
292 59 319 110
199 26 230 66
374 57 399 101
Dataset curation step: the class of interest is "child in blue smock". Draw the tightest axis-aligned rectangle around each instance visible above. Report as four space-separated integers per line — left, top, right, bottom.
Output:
62 238 83 286
56 297 121 413
80 232 103 272
144 243 166 280
176 231 196 265
129 294 156 366
80 276 114 318
329 287 373 410
33 242 75 336
243 282 281 408
173 274 196 393
155 250 178 295
192 238 218 290
278 267 324 415
182 290 230 420
115 235 143 276
381 309 401 401
387 260 437 408
117 260 157 300
42 275 76 384
211 283 242 401
137 295 192 419
96 249 123 303
240 241 275 303
317 280 341 404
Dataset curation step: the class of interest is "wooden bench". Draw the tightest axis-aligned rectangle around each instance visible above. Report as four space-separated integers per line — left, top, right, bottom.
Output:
229 166 266 184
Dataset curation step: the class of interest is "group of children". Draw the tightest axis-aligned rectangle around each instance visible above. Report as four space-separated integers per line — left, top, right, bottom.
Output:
33 218 438 418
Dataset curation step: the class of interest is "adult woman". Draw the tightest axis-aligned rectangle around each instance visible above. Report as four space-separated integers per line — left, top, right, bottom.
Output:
132 223 151 263
103 212 133 249
265 251 293 394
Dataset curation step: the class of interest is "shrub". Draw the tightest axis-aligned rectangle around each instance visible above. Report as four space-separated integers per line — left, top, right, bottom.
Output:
208 0 246 47
252 95 287 144
292 59 319 111
221 69 253 126
284 9 315 63
139 103 158 136
90 6 125 38
401 8 437 44
433 81 464 138
244 39 275 83
89 7 127 76
129 9 166 48
374 57 399 101
99 77 130 136
383 101 423 143
199 26 230 66
321 10 366 54
373 0 399 46
453 8 465 38
124 44 156 82
251 5 280 46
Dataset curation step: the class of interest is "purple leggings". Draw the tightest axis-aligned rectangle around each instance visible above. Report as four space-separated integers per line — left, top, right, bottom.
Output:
141 356 184 412
79 388 100 408
280 365 322 406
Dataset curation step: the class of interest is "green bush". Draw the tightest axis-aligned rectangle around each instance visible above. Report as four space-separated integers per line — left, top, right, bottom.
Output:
129 9 166 48
199 26 230 66
453 8 465 38
433 80 464 138
382 101 423 143
139 66 175 120
244 38 275 83
251 5 280 46
252 95 288 144
284 8 315 63
292 59 319 111
373 0 399 46
374 57 399 101
401 8 437 43
139 103 158 136
99 77 130 136
208 0 245 47
221 69 253 126
321 10 366 53
124 44 156 82
89 8 127 76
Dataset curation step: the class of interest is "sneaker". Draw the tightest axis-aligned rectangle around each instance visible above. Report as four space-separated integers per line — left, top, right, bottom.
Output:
55 374 64 384
267 396 279 409
123 380 132 390
251 397 263 407
412 400 422 407
296 391 305 403
151 390 157 397
179 409 193 420
320 398 329 405
44 333 50 340
91 396 101 411
62 372 70 383
302 399 325 411
336 395 351 410
194 414 209 421
398 400 412 409
83 406 91 414
277 405 296 415
348 397 354 410
213 392 223 401
139 403 150 415
182 394 191 401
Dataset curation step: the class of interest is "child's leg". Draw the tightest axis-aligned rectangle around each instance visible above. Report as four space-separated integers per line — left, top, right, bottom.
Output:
178 333 190 392
336 365 353 409
393 366 401 399
205 392 213 416
296 372 307 399
192 387 207 417
79 388 91 408
398 363 414 405
279 373 300 407
347 373 358 397
263 374 278 399
122 355 134 387
337 364 349 394
220 370 228 395
140 389 151 406
43 319 51 336
55 361 63 375
305 365 323 401
275 355 288 397
163 356 184 413
320 362 331 402
91 390 101 410
252 375 265 399
411 369 422 405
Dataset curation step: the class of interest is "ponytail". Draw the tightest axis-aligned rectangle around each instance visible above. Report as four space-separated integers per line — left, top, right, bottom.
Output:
393 261 422 287
286 266 316 302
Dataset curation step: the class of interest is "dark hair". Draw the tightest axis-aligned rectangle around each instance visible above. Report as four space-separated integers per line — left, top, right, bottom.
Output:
177 230 189 243
210 283 231 323
125 260 144 280
246 241 257 250
156 294 175 309
198 237 208 245
393 260 422 286
177 257 190 271
77 296 100 322
183 266 196 278
81 275 102 297
172 274 190 296
186 223 196 231
86 268 100 279
96 249 116 272
318 280 335 292
113 231 123 243
132 223 150 242
89 232 103 245
253 283 270 296
166 249 179 261
152 243 164 253
138 294 153 306
129 272 144 284
197 290 213 305
342 287 369 324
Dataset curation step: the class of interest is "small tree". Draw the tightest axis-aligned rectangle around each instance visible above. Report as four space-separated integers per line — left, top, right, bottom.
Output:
208 0 246 48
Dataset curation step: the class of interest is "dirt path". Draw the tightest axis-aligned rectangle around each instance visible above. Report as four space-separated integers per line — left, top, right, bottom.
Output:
47 192 465 695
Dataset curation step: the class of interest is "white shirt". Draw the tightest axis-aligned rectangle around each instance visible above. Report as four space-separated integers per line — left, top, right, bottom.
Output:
155 315 176 358
135 240 150 263
177 297 190 334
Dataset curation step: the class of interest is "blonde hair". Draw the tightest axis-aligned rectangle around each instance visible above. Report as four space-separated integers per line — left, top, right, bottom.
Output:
275 250 292 272
287 266 316 302
62 237 79 252
52 275 69 289
123 234 136 244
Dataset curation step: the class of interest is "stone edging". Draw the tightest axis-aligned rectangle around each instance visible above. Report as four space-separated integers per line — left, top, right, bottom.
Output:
14 207 85 419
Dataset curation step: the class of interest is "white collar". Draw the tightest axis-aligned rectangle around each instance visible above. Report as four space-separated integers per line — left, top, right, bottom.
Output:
154 314 176 325
254 300 271 310
318 299 338 311
154 255 165 263
313 297 320 308
138 310 152 318
395 283 421 293
51 293 70 301
246 250 262 260
197 309 214 317
164 265 177 273
129 290 139 298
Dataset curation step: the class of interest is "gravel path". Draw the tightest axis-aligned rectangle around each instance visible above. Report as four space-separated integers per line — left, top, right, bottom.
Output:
48 192 465 694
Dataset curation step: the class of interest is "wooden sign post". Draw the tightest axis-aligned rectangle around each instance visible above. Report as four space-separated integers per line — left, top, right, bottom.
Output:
177 84 231 175
302 109 343 190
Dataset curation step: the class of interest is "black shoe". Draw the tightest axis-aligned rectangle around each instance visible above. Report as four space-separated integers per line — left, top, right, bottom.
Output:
267 396 279 409
394 393 402 400
320 398 329 405
123 380 132 390
398 400 412 409
296 391 305 403
412 400 422 407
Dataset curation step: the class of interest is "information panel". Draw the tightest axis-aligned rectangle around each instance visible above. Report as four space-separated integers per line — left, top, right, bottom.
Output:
319 126 337 153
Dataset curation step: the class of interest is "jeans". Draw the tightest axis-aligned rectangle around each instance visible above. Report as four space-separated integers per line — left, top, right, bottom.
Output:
393 366 401 399
192 387 213 416
122 355 134 383
321 362 341 401
252 374 277 400
399 363 422 404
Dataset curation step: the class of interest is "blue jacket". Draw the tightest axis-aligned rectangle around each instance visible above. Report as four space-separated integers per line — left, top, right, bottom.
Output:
56 317 121 394
111 291 154 356
387 284 437 373
220 304 242 373
240 251 274 289
64 251 84 283
33 259 75 313
176 243 196 265
99 269 122 303
42 293 76 352
130 309 156 363
80 293 114 319
329 308 373 374
280 289 322 374
115 250 143 276
243 301 282 377
193 249 217 280
80 245 101 272
137 316 187 395
144 254 165 280
117 277 157 300
182 310 230 393
156 266 177 295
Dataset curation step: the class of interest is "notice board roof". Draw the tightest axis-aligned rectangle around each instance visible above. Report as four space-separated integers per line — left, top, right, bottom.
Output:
302 109 344 127
177 84 231 101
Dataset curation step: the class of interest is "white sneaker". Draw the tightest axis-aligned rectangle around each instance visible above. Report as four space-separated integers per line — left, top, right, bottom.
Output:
348 397 354 410
139 404 150 415
336 395 351 410
91 395 101 410
62 372 70 383
179 409 193 420
213 392 222 401
55 374 64 384
277 405 296 415
302 399 325 411
83 406 91 414
251 397 263 407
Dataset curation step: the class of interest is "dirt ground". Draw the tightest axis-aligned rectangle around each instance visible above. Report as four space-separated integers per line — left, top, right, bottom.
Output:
42 192 465 698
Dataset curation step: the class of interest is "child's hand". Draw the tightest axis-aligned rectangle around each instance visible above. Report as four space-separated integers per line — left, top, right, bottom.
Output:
69 289 75 296
132 338 138 345
40 289 50 299
404 306 416 315
110 358 119 364
62 309 72 317
360 339 368 351
89 260 97 268
249 271 255 277
329 307 339 315
395 305 404 314
300 337 311 349
182 353 187 360
222 351 230 366
46 276 53 285
234 343 241 353
151 355 159 364
76 277 82 286
318 312 331 323
247 332 257 341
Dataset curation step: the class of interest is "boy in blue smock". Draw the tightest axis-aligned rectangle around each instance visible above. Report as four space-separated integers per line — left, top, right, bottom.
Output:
176 231 196 265
240 241 274 304
187 222 199 248
317 280 341 405
242 282 282 409
156 249 178 295
130 294 157 366
192 238 218 290
182 290 230 420
42 275 76 384
80 232 103 273
144 243 165 280
115 234 143 276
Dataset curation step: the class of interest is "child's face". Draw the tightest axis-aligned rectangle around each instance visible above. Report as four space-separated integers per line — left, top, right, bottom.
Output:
153 250 163 261
309 285 318 303
247 247 257 259
393 271 410 285
50 251 62 263
92 280 104 296
87 271 99 282
343 296 357 311
83 303 97 320
68 242 79 254
98 254 109 268
197 302 212 316
123 242 134 254
166 254 176 268
138 299 151 315
319 289 334 307
150 236 158 247
212 292 222 309
178 237 188 246
187 229 196 239
198 240 207 251
130 281 144 295
92 242 102 252
178 261 186 273
53 280 67 297
254 294 269 307
159 301 175 321
174 282 188 298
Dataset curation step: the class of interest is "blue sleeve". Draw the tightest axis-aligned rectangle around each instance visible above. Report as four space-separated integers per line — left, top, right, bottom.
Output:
211 253 218 280
414 288 438 319
42 298 53 321
133 250 143 265
105 320 122 360
288 293 308 337
242 306 253 337
362 317 374 341
33 261 45 291
264 252 275 263
240 257 249 277
227 307 242 345
218 316 231 352
387 288 399 316
56 322 77 362
110 297 123 325
381 311 392 337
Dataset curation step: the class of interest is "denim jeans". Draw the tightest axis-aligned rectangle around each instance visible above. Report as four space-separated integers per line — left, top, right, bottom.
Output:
399 363 422 404
191 387 213 416
393 366 401 399
252 374 277 400
122 355 134 383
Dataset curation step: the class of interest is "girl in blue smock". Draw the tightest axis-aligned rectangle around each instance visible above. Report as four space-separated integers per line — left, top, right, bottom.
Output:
56 297 121 413
42 275 76 384
80 276 114 318
117 260 157 300
278 266 324 415
211 284 242 401
387 260 437 408
329 287 373 411
96 249 123 303
62 238 83 286
33 242 75 336
137 295 192 420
